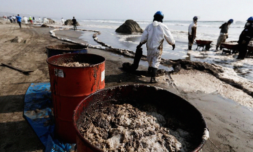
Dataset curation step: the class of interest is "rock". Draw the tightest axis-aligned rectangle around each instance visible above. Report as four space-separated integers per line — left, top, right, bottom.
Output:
11 36 23 43
41 24 49 27
47 18 55 24
116 20 143 34
64 19 80 26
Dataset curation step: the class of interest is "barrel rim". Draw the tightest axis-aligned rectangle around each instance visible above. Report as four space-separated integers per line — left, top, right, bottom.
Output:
46 53 105 68
73 84 207 152
46 44 87 51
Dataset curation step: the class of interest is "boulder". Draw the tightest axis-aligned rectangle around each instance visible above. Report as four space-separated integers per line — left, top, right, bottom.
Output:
41 24 49 27
47 18 55 24
64 19 80 26
116 20 143 34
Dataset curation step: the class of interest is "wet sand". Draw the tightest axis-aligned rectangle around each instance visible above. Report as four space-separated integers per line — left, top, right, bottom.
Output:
0 21 253 152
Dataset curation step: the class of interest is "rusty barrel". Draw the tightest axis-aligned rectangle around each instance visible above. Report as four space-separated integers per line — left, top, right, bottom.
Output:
47 53 105 143
46 44 88 58
73 85 208 152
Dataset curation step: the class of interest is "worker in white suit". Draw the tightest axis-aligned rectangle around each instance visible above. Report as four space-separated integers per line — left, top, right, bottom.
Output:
61 18 65 25
137 11 175 83
23 16 28 24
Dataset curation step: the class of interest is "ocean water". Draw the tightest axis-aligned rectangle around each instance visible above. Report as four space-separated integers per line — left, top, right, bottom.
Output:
55 19 253 81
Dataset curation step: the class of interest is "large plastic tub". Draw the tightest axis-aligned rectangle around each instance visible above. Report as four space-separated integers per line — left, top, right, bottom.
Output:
73 85 208 152
47 53 105 143
46 44 87 58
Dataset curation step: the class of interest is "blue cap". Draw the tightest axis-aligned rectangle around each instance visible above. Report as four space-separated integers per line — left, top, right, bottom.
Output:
228 19 233 23
154 11 164 17
193 16 198 20
247 17 253 22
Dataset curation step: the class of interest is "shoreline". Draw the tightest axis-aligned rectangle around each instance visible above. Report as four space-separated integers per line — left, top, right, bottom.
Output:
0 22 253 151
50 26 253 109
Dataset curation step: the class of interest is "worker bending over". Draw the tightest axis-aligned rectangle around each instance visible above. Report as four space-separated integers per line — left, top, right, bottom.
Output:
237 17 253 59
188 16 198 50
216 19 233 50
137 11 175 83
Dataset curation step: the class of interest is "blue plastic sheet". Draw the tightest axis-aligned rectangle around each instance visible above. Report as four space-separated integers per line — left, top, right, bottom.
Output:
24 82 75 152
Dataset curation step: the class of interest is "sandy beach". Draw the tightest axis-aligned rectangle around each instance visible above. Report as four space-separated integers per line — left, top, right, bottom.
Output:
0 20 253 152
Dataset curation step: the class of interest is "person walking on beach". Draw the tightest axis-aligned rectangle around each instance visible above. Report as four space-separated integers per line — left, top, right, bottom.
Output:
216 19 233 50
8 16 13 23
61 17 65 25
188 16 198 50
12 15 16 23
23 16 28 24
16 14 22 28
72 17 77 30
38 17 41 23
135 11 175 83
237 17 253 59
29 16 33 24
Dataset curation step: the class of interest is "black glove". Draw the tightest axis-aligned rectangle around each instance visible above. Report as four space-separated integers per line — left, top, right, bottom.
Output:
172 44 175 50
137 43 142 49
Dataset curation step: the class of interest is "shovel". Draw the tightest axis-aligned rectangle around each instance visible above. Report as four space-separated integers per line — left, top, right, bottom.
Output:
1 63 33 75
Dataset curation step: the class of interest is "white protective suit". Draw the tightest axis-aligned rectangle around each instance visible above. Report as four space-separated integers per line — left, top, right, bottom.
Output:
188 22 197 35
43 18 49 24
140 21 175 68
23 17 28 24
61 18 65 25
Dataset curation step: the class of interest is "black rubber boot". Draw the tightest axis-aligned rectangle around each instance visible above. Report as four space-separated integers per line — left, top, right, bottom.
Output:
150 67 157 83
148 67 152 74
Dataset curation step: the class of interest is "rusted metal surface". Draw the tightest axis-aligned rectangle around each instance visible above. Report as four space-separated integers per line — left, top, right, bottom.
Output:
47 53 105 143
73 85 208 152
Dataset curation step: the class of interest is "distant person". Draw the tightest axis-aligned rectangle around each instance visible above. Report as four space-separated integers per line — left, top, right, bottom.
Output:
237 17 253 59
43 17 49 24
38 17 41 23
12 15 16 23
130 11 175 83
16 14 22 28
61 17 65 25
8 16 13 23
33 16 35 21
23 16 28 24
72 17 77 30
216 19 234 50
188 16 198 50
29 16 33 24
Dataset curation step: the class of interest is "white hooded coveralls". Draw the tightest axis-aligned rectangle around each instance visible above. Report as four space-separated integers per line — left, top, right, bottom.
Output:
23 17 28 24
61 18 65 25
140 21 175 68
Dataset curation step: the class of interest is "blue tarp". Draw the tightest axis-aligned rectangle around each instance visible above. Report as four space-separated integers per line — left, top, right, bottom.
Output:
24 82 75 152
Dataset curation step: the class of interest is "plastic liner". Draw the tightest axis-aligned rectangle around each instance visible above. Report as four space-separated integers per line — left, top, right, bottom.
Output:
24 82 75 152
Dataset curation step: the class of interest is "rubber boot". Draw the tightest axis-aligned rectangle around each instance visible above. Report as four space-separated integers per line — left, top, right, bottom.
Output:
188 46 192 50
150 67 157 83
148 67 152 74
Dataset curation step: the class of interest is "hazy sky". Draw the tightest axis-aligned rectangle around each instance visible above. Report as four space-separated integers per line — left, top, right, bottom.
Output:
0 0 252 21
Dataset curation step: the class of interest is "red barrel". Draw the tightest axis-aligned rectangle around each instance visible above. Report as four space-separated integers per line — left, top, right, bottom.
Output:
47 53 105 143
73 85 207 152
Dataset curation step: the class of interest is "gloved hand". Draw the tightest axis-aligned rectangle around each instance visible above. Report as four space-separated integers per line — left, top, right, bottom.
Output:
137 43 142 49
172 44 175 50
